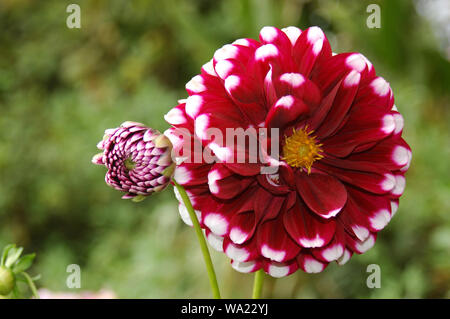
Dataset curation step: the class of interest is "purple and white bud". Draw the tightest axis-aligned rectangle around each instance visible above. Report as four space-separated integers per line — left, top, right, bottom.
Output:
92 121 175 201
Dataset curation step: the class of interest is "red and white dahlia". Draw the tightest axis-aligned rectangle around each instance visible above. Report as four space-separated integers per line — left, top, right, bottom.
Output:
165 26 411 277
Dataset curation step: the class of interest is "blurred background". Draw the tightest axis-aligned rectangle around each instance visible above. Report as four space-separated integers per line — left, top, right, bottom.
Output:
0 0 449 298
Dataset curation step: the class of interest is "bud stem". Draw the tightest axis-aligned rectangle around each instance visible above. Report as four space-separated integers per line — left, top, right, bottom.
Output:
22 272 39 299
172 180 221 299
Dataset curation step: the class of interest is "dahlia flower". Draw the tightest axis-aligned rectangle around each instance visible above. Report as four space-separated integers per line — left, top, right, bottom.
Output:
92 121 174 201
165 26 411 277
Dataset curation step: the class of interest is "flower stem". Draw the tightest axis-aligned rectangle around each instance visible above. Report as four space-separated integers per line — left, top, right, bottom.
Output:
252 269 265 299
173 180 221 299
22 272 39 299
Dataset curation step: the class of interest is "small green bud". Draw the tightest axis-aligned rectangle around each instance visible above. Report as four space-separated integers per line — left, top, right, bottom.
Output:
0 266 15 295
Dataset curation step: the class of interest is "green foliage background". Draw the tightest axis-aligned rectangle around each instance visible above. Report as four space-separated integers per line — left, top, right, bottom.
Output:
0 0 449 298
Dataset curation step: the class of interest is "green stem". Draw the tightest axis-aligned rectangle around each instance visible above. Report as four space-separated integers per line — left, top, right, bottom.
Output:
22 272 39 299
252 269 265 299
173 180 221 299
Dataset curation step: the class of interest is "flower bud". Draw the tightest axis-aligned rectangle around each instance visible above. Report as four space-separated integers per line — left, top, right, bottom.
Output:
93 122 175 201
0 266 15 296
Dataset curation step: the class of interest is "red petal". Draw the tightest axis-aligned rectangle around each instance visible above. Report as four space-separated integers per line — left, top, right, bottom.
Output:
263 66 277 107
336 247 353 265
229 212 256 244
391 110 404 136
173 163 212 186
224 73 263 104
164 126 204 164
390 199 399 217
346 232 377 254
174 184 210 212
185 73 225 96
257 215 301 262
322 107 395 157
256 172 291 195
296 172 347 219
390 172 406 198
185 92 251 131
213 43 254 66
164 102 194 129
262 259 299 278
202 189 255 236
348 186 392 232
274 72 321 109
343 135 411 171
202 199 231 236
315 160 396 195
253 187 286 222
283 200 336 248
203 60 269 124
224 162 262 176
315 70 361 139
231 259 261 274
205 229 224 252
312 225 346 262
259 26 292 52
231 38 261 50
214 58 244 80
281 26 302 46
307 79 341 131
251 44 280 80
297 253 328 273
223 236 258 262
265 95 309 129
293 27 332 77
336 196 371 241
353 76 394 112
207 163 253 199
311 52 375 95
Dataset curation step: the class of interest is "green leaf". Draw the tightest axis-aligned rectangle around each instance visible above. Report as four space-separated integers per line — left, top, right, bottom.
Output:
5 247 23 268
131 195 146 202
12 253 35 274
1 244 15 266
30 274 41 281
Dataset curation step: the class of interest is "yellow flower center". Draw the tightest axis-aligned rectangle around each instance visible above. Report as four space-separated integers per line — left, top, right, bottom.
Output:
282 126 323 173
